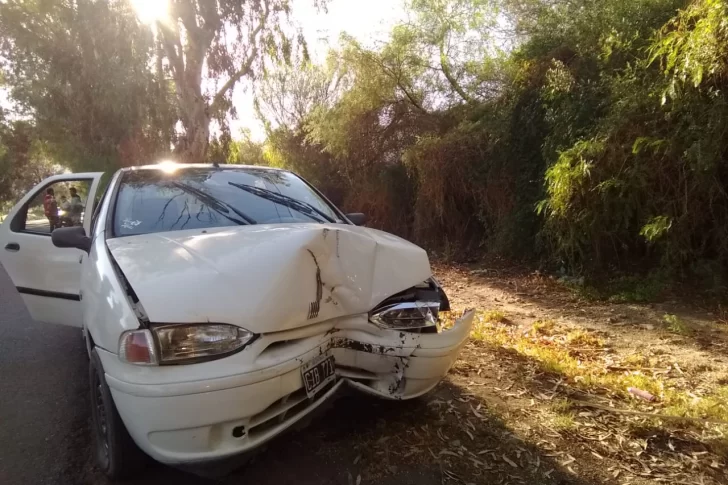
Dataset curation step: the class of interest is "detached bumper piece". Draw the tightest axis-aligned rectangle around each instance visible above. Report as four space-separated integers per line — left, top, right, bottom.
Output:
103 310 475 465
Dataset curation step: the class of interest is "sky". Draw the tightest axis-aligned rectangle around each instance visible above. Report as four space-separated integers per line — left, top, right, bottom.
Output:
228 0 407 141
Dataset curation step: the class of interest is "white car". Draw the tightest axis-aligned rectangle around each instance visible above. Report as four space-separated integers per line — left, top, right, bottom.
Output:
0 164 474 478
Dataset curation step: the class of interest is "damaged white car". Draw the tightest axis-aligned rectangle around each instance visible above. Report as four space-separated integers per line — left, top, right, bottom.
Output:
0 163 474 478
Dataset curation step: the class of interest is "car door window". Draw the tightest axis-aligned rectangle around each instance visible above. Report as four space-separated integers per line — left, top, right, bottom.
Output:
14 179 92 235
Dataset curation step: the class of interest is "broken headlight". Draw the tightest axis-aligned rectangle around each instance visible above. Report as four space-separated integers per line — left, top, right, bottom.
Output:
370 301 441 331
369 278 449 332
119 324 256 365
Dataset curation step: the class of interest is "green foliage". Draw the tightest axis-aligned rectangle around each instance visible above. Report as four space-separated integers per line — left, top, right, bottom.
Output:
652 0 728 94
259 0 728 277
532 0 728 274
0 119 65 208
640 216 673 243
663 313 691 335
0 0 176 169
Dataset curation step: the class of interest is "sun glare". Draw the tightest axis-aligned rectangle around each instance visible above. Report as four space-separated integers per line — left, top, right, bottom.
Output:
130 0 169 25
157 160 180 174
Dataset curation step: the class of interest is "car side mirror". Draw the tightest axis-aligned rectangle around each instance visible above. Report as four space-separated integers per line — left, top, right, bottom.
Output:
346 213 367 226
52 226 91 253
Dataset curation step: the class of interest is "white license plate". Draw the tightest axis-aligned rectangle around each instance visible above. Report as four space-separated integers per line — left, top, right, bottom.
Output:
301 353 336 398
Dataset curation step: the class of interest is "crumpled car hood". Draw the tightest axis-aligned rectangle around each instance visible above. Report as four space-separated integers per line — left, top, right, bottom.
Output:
106 224 432 333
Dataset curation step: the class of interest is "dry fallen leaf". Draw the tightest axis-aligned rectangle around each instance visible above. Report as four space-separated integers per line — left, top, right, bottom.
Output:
502 454 518 468
561 455 576 466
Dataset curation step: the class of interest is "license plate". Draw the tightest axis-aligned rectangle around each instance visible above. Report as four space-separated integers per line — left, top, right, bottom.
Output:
301 353 336 398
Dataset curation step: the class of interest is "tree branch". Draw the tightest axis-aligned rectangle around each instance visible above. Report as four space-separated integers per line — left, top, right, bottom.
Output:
209 0 270 115
398 83 427 113
160 28 185 87
439 38 473 104
176 0 203 44
209 45 258 115
363 50 427 113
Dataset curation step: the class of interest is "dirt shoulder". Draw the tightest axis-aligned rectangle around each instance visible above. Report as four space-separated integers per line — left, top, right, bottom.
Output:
436 263 728 485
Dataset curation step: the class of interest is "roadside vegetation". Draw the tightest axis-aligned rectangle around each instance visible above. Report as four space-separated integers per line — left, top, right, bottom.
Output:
253 0 728 289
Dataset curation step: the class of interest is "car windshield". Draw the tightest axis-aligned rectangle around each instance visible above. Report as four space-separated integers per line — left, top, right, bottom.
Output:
112 167 343 237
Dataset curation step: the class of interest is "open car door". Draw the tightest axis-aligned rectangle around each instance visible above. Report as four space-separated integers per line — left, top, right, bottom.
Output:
0 173 104 327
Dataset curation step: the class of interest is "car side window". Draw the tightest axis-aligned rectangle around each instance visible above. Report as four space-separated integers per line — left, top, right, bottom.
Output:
13 179 92 235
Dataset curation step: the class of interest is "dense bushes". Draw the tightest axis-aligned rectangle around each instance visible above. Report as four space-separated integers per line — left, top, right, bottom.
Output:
257 0 728 279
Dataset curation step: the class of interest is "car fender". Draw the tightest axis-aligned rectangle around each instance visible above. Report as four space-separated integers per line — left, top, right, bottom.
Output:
81 234 141 353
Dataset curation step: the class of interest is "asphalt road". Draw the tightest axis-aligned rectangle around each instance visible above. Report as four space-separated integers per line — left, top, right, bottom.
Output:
0 263 89 484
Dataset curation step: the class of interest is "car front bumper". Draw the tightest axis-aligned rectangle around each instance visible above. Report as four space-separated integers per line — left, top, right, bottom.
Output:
99 310 474 465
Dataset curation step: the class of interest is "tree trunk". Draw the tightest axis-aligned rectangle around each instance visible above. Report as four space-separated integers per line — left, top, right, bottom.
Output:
177 98 210 163
159 0 271 162
175 35 209 163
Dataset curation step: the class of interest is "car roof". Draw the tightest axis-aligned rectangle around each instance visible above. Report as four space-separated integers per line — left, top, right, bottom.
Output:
121 163 286 172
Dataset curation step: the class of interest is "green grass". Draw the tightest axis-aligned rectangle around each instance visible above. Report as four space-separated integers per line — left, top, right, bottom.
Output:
483 310 507 323
550 398 573 414
548 399 577 431
607 273 667 303
565 329 604 347
459 309 728 424
531 319 557 336
622 352 651 367
663 313 692 335
551 412 577 431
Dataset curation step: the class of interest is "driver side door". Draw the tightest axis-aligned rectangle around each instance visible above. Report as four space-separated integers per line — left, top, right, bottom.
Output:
0 173 103 327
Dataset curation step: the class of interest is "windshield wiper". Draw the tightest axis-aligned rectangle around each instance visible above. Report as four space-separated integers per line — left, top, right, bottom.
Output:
171 182 257 225
227 182 337 224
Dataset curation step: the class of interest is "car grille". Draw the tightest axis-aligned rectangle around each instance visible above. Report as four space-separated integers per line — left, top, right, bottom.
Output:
247 381 335 438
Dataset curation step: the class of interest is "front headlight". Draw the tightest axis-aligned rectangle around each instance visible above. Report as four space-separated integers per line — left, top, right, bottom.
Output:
119 324 256 365
370 301 440 331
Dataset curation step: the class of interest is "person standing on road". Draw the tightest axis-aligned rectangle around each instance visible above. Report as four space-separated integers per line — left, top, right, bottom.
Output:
43 188 59 232
68 187 83 226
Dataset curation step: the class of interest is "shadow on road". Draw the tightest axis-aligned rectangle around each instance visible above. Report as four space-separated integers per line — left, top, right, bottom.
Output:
80 382 601 485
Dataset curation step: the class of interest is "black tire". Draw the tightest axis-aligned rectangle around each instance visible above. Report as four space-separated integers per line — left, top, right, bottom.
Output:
89 349 147 479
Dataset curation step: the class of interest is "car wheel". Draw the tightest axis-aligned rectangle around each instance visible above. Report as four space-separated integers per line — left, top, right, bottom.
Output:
89 349 147 479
